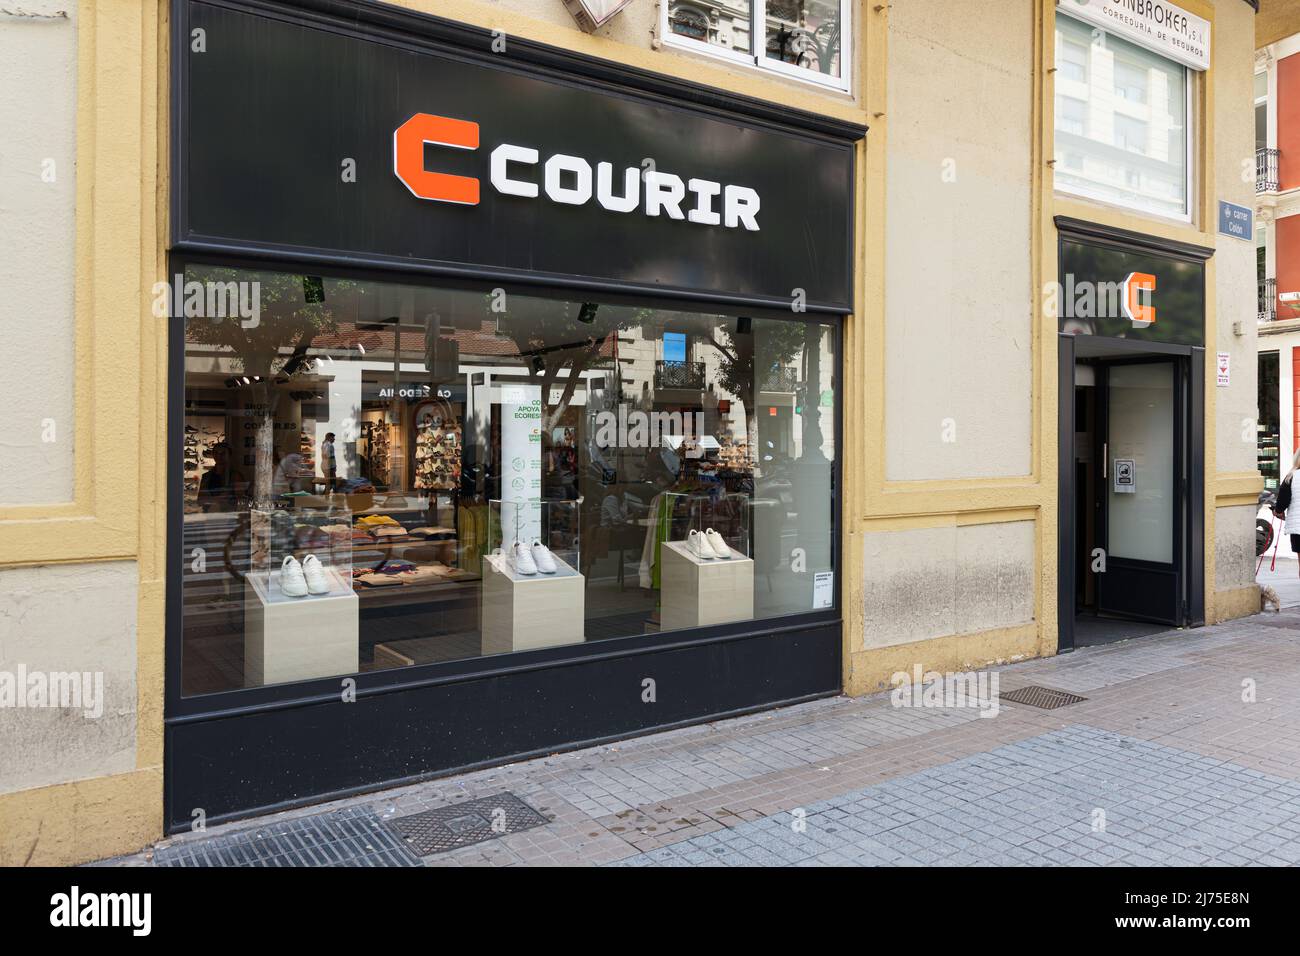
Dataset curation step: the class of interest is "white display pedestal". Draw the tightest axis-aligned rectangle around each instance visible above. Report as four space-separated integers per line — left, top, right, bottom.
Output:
659 540 754 631
244 567 359 686
480 552 585 655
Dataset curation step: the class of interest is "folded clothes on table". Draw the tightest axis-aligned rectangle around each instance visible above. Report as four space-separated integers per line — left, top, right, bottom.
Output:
356 514 401 528
353 574 404 588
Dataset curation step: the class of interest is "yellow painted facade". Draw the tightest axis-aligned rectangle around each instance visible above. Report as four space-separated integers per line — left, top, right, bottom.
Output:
0 0 1265 865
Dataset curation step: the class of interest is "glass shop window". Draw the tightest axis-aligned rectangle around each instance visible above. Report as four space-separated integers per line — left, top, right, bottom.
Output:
1053 12 1191 220
178 264 839 695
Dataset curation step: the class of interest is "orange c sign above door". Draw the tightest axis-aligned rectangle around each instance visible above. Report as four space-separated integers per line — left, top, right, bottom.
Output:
1122 272 1156 328
393 113 481 205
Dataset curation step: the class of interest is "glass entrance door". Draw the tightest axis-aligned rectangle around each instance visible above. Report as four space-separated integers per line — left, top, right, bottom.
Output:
1096 359 1184 624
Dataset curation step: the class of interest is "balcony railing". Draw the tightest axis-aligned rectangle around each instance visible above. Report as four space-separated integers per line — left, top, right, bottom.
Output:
1260 277 1277 323
1257 147 1280 193
654 360 706 390
761 367 800 391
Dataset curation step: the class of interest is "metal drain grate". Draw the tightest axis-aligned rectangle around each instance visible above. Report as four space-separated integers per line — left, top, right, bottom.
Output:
384 793 548 856
154 806 422 867
999 685 1088 710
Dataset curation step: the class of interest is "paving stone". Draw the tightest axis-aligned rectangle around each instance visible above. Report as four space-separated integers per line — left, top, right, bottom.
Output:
106 611 1300 868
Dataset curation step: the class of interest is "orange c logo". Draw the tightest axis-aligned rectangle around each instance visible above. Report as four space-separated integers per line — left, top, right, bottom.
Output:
1122 272 1156 327
393 113 480 205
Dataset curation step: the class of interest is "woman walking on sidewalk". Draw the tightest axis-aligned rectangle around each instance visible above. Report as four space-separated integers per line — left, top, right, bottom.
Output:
1274 450 1300 574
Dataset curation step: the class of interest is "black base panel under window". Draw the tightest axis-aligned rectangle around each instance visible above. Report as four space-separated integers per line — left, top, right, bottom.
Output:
164 622 840 832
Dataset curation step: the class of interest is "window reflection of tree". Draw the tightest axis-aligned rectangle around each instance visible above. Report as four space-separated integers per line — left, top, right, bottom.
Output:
766 1 840 76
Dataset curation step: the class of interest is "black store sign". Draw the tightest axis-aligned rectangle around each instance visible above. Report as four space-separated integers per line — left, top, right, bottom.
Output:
1058 235 1207 347
176 0 861 312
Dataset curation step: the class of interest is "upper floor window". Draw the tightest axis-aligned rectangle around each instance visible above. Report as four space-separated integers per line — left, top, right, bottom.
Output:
1053 12 1191 221
1058 96 1087 137
1114 59 1149 105
663 331 688 362
1255 71 1268 152
1114 114 1148 153
1059 35 1088 84
662 0 851 93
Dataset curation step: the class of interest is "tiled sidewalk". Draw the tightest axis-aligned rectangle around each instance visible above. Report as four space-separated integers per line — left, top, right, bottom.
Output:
102 609 1300 867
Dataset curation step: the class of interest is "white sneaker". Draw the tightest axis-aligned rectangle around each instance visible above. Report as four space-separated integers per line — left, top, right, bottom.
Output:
280 555 308 597
686 529 713 560
302 554 330 594
531 540 557 574
511 540 538 575
704 528 731 559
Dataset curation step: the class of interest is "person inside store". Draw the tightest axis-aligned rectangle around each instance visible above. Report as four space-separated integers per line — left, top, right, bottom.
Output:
321 431 337 491
272 451 309 496
197 442 244 512
1273 449 1300 575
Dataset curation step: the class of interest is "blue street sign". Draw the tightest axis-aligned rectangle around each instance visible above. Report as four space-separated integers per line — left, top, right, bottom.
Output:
1218 200 1253 241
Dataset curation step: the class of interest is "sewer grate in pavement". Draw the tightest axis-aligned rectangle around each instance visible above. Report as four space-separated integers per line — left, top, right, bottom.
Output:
153 806 423 867
999 685 1088 710
383 793 549 856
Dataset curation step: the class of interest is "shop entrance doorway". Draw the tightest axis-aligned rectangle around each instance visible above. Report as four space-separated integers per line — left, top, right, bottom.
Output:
1058 335 1204 651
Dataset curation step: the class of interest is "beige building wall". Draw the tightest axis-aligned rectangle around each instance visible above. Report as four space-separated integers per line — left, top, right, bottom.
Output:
0 0 144 834
0 562 139 795
883 0 1035 482
1210 0 1267 620
1215 504 1258 591
0 1 78 504
1215 3 1263 477
853 0 1039 667
0 0 165 867
862 520 1036 649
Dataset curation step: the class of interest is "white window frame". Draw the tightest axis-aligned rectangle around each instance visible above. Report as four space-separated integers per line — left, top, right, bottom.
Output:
659 0 852 94
1053 13 1195 225
1254 69 1270 152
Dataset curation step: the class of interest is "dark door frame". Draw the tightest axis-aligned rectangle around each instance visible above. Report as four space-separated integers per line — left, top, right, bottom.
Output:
1057 335 1204 652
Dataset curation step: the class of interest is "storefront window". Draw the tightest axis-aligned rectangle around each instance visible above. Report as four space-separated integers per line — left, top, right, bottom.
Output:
1054 13 1191 220
179 264 838 695
1259 351 1280 491
663 0 848 90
